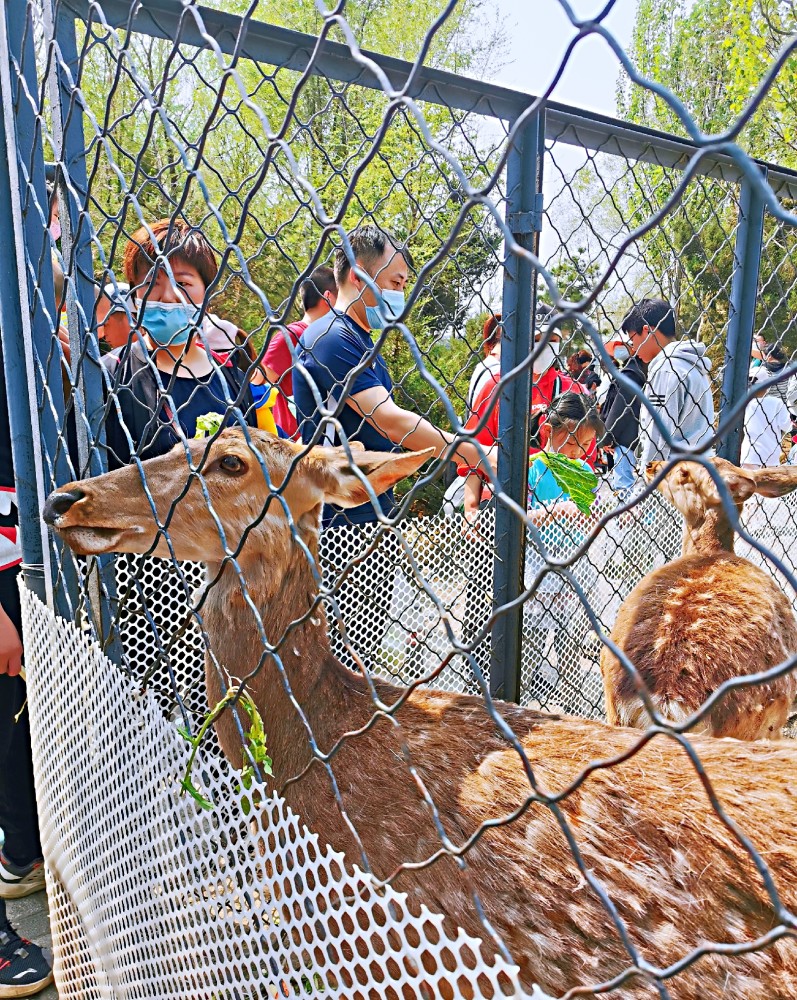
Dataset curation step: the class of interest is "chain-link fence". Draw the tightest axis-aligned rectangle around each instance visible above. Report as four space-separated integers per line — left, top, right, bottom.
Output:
2 0 797 997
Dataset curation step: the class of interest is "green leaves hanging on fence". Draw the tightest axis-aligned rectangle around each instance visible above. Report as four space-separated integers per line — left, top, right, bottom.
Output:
537 452 598 515
178 687 271 811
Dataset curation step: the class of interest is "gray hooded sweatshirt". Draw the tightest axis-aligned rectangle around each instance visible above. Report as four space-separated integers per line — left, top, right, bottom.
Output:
639 339 715 464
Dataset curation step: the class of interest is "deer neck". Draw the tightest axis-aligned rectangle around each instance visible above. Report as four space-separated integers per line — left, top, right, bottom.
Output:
681 507 735 556
199 525 368 782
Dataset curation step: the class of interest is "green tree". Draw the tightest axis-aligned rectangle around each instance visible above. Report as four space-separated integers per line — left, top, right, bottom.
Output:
537 248 603 349
616 0 797 361
76 0 505 340
68 0 506 512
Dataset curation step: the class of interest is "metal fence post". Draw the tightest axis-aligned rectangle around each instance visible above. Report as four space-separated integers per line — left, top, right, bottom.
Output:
47 2 110 479
45 2 123 653
491 111 545 701
0 0 77 617
717 170 767 463
0 106 52 607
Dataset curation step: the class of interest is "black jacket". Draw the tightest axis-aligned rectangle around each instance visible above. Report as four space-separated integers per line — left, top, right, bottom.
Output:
101 341 257 469
600 357 648 449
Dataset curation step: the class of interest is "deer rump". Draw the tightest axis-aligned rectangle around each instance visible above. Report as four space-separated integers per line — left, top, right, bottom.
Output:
602 550 797 738
601 458 797 741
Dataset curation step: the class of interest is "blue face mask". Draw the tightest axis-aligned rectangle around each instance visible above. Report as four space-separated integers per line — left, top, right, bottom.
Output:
137 300 200 347
614 346 630 363
365 288 405 330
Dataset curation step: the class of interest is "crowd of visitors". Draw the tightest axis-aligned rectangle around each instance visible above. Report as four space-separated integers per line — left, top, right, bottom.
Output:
44 210 797 525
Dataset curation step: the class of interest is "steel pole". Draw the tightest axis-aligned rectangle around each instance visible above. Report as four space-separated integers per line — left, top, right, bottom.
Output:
490 112 544 701
0 0 76 616
717 171 767 463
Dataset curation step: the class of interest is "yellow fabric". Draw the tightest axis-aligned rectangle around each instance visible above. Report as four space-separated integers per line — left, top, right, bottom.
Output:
255 386 279 435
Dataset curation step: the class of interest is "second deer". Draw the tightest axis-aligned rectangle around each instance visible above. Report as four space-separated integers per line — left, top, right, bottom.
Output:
601 457 797 739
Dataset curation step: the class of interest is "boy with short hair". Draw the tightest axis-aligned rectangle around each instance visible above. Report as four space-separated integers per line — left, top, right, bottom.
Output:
626 298 715 465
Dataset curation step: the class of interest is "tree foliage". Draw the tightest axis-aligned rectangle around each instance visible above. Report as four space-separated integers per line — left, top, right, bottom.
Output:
618 0 797 161
616 0 797 359
77 0 504 334
69 0 505 513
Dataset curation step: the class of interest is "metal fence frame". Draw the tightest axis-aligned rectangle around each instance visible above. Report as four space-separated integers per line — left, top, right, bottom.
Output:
2 0 797 700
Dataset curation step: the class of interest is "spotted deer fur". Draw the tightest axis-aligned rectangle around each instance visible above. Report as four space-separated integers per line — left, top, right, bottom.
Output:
601 457 797 740
44 432 797 999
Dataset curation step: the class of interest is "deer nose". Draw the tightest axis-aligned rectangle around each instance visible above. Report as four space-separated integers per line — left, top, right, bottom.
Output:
43 489 86 525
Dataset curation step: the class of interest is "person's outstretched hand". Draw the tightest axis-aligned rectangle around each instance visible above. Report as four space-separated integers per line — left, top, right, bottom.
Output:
0 604 23 677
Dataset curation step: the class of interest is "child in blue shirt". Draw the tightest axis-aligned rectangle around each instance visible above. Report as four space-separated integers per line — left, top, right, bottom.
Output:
524 392 604 714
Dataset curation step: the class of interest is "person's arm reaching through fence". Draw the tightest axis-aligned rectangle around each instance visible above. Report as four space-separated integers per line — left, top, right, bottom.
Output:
294 224 497 518
348 385 496 475
461 471 486 536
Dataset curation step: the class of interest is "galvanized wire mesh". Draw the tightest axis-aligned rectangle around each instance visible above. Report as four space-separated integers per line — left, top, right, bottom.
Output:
2 0 797 997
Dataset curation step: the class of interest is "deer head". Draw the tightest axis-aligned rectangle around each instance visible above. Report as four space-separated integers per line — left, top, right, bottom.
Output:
42 429 433 567
645 457 797 554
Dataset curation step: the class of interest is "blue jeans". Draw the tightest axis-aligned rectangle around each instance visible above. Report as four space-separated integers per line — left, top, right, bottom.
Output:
612 445 638 493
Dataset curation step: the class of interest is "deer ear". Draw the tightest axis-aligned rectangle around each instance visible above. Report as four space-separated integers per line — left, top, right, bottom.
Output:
321 447 435 509
748 465 797 499
719 471 758 503
709 458 757 504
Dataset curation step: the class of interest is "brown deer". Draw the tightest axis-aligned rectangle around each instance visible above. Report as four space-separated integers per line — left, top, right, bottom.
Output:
601 457 797 740
43 431 797 999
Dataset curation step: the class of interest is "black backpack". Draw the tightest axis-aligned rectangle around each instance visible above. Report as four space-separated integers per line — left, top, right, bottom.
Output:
102 342 257 462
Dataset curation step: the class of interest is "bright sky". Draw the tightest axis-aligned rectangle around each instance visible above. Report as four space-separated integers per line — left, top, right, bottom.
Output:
488 0 639 118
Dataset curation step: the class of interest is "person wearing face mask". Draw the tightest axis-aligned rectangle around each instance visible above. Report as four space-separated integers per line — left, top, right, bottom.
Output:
466 313 502 416
600 318 649 497
293 225 497 680
528 307 597 445
630 298 714 466
100 219 269 469
293 224 496 529
566 349 601 393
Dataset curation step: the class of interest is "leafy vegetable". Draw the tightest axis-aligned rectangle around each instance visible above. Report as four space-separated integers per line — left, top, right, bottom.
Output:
195 412 224 438
178 686 271 811
537 451 599 515
239 693 273 789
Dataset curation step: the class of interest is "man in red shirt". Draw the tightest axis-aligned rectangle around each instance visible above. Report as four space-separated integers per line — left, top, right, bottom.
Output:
262 266 337 437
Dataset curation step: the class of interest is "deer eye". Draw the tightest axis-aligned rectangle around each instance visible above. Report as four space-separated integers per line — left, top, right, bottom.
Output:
219 454 245 475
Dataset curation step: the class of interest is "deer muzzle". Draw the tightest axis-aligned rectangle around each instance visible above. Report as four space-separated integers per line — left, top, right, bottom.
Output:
43 486 148 556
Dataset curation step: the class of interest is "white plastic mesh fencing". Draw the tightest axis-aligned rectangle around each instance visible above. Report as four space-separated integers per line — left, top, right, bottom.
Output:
22 587 543 1000
106 488 687 737
95 487 797 743
737 488 797 592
